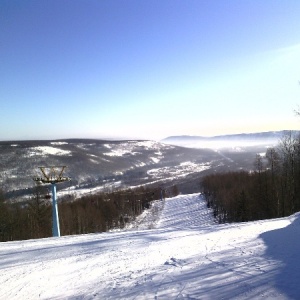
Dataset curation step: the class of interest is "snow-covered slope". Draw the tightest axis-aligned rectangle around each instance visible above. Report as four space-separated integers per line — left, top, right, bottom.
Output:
1 194 300 299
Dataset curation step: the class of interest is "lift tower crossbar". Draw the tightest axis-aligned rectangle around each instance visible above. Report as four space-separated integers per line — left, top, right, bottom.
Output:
33 166 70 237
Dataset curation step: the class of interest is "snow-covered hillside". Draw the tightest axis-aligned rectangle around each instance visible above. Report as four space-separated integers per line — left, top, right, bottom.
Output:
1 194 300 299
0 139 223 199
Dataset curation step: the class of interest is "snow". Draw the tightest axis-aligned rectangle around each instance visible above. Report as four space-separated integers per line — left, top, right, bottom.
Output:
1 194 300 299
258 152 266 157
103 141 173 158
104 149 138 157
28 146 71 156
147 162 210 180
136 141 173 150
150 157 160 163
50 142 68 145
89 158 99 164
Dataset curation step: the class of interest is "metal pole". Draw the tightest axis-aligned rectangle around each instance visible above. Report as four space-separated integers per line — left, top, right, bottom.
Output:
51 183 60 237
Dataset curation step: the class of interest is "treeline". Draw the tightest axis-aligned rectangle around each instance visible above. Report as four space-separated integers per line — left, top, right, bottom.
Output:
0 185 179 242
201 132 300 223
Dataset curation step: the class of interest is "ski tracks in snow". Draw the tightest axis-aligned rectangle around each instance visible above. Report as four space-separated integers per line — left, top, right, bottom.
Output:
156 194 216 230
104 194 218 299
1 193 297 299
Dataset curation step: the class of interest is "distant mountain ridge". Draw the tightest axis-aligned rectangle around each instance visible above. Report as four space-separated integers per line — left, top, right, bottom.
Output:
162 130 300 144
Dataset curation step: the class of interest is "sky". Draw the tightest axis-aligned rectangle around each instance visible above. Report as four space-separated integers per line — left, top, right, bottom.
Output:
1 0 300 141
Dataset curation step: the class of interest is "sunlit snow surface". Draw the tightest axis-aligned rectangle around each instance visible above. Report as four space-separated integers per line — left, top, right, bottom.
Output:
28 146 71 156
147 162 210 180
1 194 300 299
103 141 173 159
50 142 69 146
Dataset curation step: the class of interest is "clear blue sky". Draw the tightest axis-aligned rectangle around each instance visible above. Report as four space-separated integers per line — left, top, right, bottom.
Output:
1 0 300 141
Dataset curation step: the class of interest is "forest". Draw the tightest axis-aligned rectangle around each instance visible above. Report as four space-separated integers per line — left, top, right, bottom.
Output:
0 185 179 242
201 132 300 223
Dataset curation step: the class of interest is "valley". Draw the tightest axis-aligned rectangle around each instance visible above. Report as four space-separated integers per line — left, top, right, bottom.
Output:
0 131 289 201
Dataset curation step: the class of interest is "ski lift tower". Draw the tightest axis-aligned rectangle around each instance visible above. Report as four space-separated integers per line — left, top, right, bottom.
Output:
33 166 70 237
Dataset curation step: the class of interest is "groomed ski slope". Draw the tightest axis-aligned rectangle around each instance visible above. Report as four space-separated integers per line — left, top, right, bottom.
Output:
1 194 300 299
